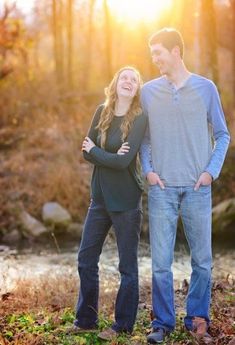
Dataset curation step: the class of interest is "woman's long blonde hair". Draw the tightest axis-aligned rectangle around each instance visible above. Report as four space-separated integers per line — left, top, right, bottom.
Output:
96 66 142 148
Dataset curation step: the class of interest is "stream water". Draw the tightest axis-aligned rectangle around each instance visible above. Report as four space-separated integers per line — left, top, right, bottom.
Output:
0 237 234 295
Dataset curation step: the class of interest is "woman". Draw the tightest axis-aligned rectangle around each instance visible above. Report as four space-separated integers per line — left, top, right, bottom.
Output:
73 66 147 340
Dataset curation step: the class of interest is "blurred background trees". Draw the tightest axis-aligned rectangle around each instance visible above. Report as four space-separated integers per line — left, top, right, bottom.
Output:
0 0 234 237
1 0 235 115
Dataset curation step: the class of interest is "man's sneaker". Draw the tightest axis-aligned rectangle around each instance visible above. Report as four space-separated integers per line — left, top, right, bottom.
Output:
66 324 97 334
98 327 118 340
147 328 170 344
189 317 212 344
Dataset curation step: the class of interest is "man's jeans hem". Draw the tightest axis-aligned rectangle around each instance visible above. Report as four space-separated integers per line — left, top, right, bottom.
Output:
184 316 210 331
151 320 175 333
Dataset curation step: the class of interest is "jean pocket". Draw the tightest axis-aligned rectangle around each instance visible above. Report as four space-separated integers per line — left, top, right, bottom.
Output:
197 184 212 194
199 184 211 189
149 183 159 188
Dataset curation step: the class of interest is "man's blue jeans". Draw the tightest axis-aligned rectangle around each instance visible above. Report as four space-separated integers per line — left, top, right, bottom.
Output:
148 185 212 332
75 200 142 333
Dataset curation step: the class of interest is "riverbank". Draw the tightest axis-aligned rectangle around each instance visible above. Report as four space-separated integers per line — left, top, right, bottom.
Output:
1 239 234 294
0 267 234 344
0 240 234 344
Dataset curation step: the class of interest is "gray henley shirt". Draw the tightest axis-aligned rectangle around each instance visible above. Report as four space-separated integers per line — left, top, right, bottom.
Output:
140 74 230 186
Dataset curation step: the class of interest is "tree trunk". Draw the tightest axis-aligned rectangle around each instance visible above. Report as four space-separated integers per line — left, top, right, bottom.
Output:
82 0 96 93
67 0 74 89
52 0 64 86
193 0 201 73
170 0 184 28
103 0 112 82
58 0 65 84
231 0 235 103
199 0 219 84
52 0 59 83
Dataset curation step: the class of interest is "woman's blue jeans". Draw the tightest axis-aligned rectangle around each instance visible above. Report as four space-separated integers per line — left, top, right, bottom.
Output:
75 200 142 333
148 185 212 332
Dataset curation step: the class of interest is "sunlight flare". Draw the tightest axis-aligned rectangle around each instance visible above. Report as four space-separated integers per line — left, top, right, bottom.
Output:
107 0 172 24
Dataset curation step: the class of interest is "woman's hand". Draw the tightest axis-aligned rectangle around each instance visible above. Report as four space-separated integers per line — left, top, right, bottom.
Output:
117 142 130 155
82 137 96 153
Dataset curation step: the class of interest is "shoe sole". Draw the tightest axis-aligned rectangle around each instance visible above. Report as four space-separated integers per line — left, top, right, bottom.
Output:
98 332 118 340
98 336 115 341
147 338 164 344
147 337 164 344
147 333 170 344
189 330 213 344
67 328 97 335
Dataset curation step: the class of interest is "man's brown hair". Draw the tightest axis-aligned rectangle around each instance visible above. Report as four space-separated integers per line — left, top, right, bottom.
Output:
149 28 184 58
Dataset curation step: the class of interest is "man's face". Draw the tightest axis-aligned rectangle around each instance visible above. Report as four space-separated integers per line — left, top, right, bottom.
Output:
150 43 176 76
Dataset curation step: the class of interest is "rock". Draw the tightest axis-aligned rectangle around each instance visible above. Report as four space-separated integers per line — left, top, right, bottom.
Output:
8 191 22 201
213 198 235 215
67 223 83 239
42 202 72 227
20 211 48 237
228 337 235 345
2 229 21 244
212 198 235 234
0 245 10 252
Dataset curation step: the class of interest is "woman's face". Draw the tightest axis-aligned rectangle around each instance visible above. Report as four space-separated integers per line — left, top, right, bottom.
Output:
116 69 139 100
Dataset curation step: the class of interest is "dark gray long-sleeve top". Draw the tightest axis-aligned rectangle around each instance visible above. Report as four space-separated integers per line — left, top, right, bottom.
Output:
83 104 147 211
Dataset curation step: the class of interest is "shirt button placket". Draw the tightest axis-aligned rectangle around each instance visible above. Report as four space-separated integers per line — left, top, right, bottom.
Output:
173 88 178 102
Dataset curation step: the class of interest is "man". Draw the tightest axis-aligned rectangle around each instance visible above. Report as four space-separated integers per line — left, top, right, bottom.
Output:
140 28 230 344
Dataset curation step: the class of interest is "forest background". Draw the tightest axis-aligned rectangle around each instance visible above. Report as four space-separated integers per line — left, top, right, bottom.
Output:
0 1 234 344
0 0 235 238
